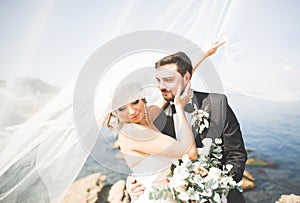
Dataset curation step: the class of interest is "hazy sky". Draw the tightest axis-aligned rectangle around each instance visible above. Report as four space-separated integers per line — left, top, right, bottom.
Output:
0 0 299 102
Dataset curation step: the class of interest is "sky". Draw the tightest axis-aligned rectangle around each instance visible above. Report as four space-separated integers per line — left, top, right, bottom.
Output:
0 0 299 102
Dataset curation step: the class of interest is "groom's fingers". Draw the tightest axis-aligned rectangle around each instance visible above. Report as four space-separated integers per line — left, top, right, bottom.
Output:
182 81 191 96
179 81 191 104
176 84 182 97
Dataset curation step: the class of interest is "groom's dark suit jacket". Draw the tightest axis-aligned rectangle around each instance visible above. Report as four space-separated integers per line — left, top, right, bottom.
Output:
153 91 247 203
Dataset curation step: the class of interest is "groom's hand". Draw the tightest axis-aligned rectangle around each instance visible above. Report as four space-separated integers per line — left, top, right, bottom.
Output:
126 175 145 200
175 82 192 107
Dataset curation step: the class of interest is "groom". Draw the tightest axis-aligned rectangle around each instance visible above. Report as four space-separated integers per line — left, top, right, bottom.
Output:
127 52 247 203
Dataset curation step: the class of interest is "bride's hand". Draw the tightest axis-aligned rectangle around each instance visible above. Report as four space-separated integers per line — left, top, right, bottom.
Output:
174 82 192 107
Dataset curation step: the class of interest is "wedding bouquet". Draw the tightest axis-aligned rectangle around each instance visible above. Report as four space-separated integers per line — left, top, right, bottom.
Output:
149 138 243 203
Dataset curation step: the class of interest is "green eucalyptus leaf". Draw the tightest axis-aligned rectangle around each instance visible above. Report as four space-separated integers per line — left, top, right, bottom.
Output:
149 192 154 200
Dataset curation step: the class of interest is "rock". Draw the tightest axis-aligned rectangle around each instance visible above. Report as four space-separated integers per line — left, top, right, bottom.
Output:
243 170 255 182
62 173 106 203
0 77 59 129
275 194 300 203
246 148 254 153
96 180 130 203
246 157 277 168
257 169 265 174
241 170 256 190
62 173 129 203
241 177 256 190
108 180 130 203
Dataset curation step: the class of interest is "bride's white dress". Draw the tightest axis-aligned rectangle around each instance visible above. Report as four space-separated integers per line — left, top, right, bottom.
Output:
130 155 176 203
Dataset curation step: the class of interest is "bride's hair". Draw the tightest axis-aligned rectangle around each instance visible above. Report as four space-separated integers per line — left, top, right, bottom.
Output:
103 98 147 129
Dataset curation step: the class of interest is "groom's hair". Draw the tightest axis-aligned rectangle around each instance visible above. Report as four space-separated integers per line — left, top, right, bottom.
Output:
155 52 193 78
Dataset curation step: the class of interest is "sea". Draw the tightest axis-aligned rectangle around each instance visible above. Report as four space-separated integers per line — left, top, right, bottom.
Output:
77 94 300 203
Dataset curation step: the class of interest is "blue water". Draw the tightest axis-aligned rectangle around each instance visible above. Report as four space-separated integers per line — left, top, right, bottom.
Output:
229 95 300 202
78 94 300 203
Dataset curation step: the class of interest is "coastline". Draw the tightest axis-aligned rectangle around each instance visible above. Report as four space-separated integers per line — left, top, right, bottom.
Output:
64 170 299 203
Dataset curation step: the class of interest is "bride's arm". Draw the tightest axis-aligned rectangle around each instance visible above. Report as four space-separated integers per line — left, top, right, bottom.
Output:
147 101 167 123
192 40 225 74
119 84 197 160
119 116 196 159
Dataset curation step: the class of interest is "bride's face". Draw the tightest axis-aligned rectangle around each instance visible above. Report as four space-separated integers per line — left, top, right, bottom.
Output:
115 99 146 124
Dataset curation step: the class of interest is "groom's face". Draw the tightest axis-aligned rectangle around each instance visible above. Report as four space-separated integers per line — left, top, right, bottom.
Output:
155 63 190 101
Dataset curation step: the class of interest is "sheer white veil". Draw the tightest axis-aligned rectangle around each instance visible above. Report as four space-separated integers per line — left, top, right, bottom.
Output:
0 81 85 202
0 30 223 202
0 1 233 201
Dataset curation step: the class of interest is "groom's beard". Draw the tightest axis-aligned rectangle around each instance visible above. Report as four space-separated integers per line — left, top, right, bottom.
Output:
160 86 186 102
160 89 175 101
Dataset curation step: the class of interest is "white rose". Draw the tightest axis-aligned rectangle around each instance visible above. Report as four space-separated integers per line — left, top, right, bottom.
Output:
181 154 192 167
208 167 221 180
168 176 186 189
225 164 233 172
215 138 222 145
202 138 212 147
178 191 190 201
174 166 190 179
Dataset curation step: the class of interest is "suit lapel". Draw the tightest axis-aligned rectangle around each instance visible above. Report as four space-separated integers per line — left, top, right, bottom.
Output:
154 92 227 147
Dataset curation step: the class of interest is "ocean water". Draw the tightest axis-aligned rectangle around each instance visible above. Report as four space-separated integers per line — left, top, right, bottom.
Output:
229 95 300 203
78 94 300 203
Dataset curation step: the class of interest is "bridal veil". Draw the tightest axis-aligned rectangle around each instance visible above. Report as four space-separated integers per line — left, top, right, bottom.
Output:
0 1 232 202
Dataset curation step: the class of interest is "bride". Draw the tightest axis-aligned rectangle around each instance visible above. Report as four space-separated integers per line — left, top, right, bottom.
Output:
104 41 224 202
106 82 195 203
